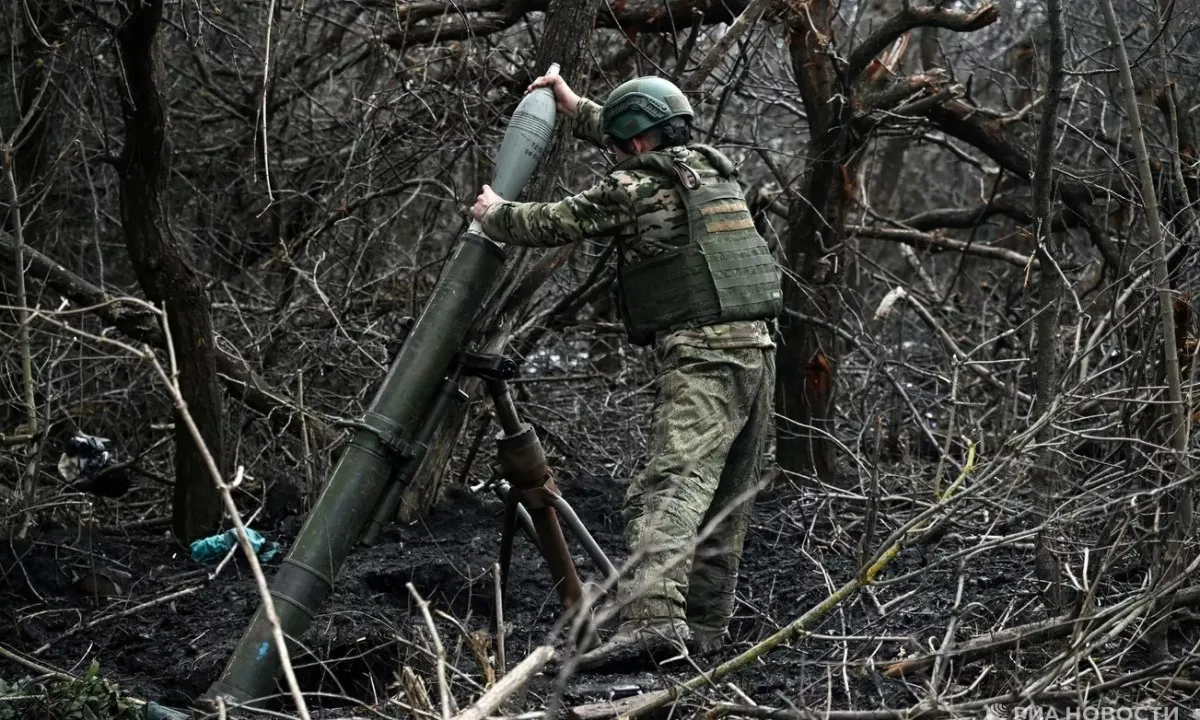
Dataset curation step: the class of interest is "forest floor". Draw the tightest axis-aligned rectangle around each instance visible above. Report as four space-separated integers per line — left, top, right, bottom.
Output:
2 339 1199 719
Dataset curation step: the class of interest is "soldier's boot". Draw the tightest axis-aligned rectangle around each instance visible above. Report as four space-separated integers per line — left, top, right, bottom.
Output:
687 625 726 656
575 617 692 671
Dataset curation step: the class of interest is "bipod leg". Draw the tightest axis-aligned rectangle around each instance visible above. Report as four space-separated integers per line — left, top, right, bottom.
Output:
492 476 543 553
547 494 619 587
487 377 584 610
497 496 520 604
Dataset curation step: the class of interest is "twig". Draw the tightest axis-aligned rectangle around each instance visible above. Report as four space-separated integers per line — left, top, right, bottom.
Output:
210 507 264 580
297 369 315 494
877 287 1030 405
927 565 967 697
32 586 202 656
494 562 507 677
451 646 554 720
258 0 278 205
680 0 774 92
0 234 340 447
848 224 1036 268
434 608 495 689
670 8 705 83
1098 0 1189 468
409 583 452 720
398 666 435 717
707 705 902 720
1 142 37 450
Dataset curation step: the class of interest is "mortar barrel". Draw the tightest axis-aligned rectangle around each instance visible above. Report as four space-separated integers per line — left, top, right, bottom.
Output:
204 231 506 707
361 375 467 546
202 62 558 708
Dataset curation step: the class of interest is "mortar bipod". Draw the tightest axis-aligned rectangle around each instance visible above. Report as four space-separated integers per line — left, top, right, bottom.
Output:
457 352 618 610
487 473 619 596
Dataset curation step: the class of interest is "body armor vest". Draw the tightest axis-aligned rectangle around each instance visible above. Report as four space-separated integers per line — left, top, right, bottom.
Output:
613 144 783 346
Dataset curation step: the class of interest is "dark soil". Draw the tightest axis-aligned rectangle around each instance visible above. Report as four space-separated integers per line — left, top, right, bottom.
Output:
2 346 1197 718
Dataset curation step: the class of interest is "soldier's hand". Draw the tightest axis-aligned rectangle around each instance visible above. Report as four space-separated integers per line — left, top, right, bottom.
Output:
527 74 581 116
471 184 502 220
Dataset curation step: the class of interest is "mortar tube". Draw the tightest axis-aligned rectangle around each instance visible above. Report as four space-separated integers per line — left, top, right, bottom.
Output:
361 373 467 547
204 231 506 708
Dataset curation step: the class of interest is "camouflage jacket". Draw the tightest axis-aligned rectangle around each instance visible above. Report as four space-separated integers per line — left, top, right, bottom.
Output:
478 97 774 350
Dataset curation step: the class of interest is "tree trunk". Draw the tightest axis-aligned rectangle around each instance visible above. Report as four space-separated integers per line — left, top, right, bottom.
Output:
399 0 604 522
116 0 224 544
776 0 856 482
1099 0 1191 581
1029 0 1068 615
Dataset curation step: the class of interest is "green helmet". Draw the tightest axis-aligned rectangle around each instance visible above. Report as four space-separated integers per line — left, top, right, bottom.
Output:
600 76 694 142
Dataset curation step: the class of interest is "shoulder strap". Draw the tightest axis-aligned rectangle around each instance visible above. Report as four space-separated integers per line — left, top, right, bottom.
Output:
613 150 702 190
685 143 739 179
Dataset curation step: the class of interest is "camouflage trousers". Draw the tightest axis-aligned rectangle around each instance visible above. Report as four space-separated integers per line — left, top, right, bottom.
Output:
619 320 776 638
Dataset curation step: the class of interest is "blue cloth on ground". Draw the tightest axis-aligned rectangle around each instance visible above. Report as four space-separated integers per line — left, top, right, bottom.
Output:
190 528 280 563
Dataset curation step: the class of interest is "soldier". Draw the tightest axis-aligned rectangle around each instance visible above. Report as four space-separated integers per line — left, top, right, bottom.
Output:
471 74 782 670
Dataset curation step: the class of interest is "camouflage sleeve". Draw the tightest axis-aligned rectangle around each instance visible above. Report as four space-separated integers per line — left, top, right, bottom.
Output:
478 172 640 246
572 97 607 149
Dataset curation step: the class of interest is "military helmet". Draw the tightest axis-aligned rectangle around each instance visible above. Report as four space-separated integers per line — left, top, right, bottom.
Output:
600 76 694 142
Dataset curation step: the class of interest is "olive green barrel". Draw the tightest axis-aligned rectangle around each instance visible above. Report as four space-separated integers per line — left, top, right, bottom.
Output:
202 62 560 707
204 231 507 706
360 373 468 546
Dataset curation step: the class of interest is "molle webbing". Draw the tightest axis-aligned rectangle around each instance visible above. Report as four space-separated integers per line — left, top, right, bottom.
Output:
615 149 783 345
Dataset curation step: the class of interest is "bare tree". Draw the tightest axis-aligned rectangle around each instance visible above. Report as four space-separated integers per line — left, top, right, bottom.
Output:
1029 0 1069 614
774 0 1000 480
112 0 224 542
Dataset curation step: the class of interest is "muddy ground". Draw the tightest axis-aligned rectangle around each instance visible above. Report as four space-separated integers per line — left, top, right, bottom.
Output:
2 344 1198 718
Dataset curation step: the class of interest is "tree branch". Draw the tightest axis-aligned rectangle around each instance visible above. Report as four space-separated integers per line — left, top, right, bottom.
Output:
848 224 1036 269
680 0 774 92
926 100 1099 208
849 3 999 82
381 0 751 50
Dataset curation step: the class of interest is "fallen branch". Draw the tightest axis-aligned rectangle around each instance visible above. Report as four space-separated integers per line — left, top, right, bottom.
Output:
452 646 555 720
0 642 74 682
883 613 1085 678
884 581 1200 678
32 586 202 656
707 705 903 720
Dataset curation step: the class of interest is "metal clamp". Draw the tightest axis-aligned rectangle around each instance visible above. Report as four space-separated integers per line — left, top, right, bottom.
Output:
456 351 518 381
341 413 417 459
